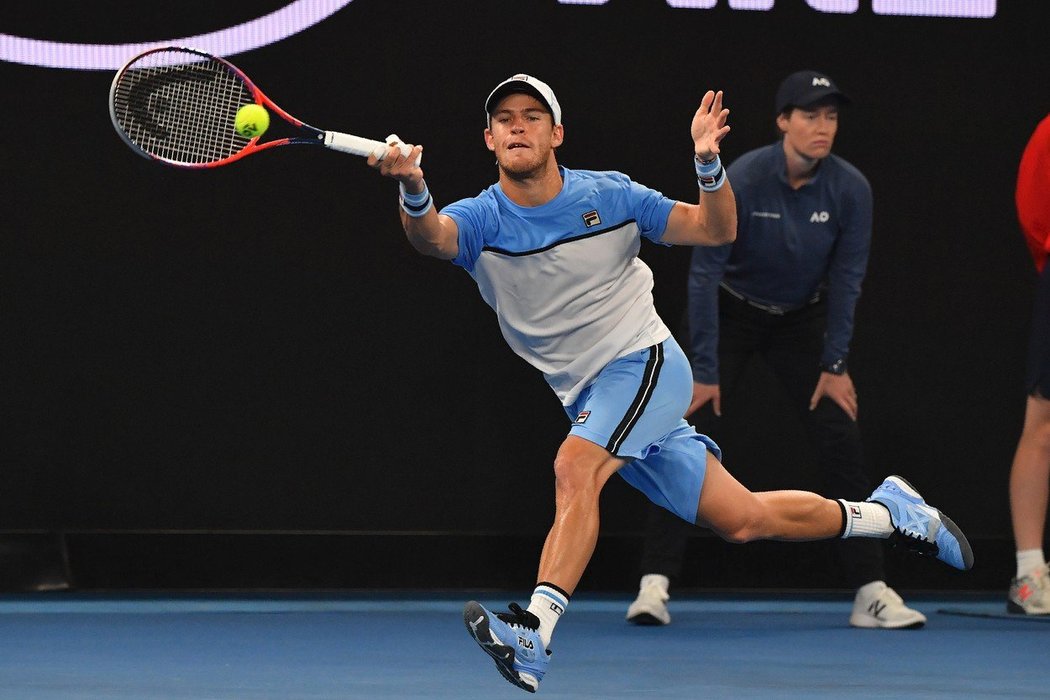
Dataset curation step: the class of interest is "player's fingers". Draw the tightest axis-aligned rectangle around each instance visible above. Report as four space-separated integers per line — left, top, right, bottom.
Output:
711 90 723 113
713 394 722 417
699 90 715 113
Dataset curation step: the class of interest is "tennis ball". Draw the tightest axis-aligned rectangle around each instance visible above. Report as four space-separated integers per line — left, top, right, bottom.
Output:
235 104 269 138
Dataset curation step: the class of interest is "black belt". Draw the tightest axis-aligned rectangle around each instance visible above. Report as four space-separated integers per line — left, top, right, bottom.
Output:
720 283 822 316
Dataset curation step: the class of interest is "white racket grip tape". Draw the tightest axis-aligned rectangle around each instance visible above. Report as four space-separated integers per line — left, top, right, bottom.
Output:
323 131 386 158
323 132 421 166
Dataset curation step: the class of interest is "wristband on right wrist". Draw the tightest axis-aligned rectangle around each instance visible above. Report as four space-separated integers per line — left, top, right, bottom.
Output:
399 180 433 217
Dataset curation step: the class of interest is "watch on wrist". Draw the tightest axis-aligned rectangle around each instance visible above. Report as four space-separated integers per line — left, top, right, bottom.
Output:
820 358 848 375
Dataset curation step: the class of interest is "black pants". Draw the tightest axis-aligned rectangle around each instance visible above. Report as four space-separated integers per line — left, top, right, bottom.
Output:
639 287 884 589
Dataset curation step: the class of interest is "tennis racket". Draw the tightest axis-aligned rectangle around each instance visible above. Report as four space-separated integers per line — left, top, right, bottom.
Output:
109 46 415 169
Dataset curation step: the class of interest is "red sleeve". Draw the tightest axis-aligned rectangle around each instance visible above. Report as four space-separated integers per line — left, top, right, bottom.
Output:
1016 114 1050 272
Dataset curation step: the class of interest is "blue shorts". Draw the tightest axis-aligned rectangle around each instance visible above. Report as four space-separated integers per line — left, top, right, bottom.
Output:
564 338 721 524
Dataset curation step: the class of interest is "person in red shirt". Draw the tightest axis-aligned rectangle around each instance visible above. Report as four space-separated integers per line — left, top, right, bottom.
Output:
1008 114 1050 615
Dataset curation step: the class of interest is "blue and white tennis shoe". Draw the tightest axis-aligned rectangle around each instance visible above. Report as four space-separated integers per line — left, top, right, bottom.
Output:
868 475 974 570
464 600 550 693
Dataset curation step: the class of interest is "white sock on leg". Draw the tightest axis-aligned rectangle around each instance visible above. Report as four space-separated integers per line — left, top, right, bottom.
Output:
1016 549 1046 579
527 583 569 648
838 499 893 538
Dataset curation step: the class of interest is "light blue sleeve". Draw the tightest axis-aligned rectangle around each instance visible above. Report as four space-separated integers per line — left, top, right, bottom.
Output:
442 195 492 273
627 179 677 244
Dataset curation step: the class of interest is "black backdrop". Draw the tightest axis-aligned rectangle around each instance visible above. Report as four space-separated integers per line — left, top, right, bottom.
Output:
2 1 1048 589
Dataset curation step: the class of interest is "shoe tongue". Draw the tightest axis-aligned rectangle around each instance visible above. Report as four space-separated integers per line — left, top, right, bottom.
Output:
502 603 540 629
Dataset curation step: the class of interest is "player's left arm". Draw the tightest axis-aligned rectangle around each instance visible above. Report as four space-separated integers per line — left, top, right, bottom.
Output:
661 90 737 247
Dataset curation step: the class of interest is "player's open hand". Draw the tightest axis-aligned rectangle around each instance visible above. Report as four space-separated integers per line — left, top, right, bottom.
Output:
368 141 424 187
691 90 731 162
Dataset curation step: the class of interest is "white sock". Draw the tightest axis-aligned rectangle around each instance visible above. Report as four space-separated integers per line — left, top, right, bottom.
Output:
1016 549 1046 579
838 499 893 538
527 583 569 648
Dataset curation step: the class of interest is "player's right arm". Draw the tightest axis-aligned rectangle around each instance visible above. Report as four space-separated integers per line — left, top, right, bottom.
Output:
369 143 459 260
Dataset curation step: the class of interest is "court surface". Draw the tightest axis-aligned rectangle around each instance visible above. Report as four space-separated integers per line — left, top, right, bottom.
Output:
0 592 1043 699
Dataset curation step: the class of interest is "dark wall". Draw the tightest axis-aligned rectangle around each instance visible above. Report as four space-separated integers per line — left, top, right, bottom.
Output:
3 1 1048 556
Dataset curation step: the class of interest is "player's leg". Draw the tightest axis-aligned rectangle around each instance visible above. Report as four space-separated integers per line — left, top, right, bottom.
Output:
465 342 666 693
537 436 627 593
695 452 973 572
695 451 843 541
464 436 624 693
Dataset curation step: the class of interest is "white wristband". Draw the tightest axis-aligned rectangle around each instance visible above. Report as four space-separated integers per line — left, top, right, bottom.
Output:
399 181 433 217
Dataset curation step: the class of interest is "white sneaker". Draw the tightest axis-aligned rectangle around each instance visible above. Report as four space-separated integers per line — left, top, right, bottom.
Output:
849 580 926 629
1008 563 1050 615
626 574 671 626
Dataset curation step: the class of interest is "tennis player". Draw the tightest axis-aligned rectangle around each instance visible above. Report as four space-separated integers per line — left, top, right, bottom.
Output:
369 74 972 693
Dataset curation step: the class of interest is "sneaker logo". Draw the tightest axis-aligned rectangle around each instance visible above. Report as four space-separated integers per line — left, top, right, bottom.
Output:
518 636 534 650
868 600 887 618
1018 584 1032 602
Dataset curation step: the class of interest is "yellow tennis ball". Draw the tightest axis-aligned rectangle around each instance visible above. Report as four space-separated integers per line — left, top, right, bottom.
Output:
235 104 269 138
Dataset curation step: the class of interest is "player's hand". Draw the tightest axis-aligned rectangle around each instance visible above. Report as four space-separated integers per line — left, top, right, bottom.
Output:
687 381 721 418
691 90 731 162
368 141 424 187
809 371 858 421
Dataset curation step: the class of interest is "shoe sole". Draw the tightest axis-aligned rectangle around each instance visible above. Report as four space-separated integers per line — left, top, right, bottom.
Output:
627 612 668 626
463 601 537 693
885 475 974 571
1006 600 1050 615
849 615 926 629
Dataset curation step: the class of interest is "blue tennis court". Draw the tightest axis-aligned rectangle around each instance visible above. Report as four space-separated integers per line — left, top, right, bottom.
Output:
0 593 1042 699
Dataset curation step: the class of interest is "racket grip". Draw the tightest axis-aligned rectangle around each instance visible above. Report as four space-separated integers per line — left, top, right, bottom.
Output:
324 131 420 165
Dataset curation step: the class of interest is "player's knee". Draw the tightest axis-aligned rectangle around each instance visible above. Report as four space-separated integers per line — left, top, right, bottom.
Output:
552 453 601 499
714 521 761 545
552 441 616 501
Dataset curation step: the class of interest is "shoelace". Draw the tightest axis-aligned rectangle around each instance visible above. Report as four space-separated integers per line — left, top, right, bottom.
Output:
889 528 939 556
497 602 541 630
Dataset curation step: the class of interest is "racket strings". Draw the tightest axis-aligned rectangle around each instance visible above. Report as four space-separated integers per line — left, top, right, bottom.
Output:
112 50 253 165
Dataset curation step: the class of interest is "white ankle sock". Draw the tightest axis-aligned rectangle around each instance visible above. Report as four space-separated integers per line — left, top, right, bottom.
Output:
527 584 569 648
838 500 893 538
1016 549 1046 579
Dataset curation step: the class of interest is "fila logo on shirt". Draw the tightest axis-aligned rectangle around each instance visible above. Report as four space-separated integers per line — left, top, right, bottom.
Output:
582 210 601 227
810 211 830 223
812 77 832 87
574 410 591 424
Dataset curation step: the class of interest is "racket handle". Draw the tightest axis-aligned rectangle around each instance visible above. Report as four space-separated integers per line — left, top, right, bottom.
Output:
324 131 420 165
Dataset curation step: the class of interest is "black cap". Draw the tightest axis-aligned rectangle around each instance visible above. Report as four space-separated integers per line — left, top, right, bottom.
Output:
775 70 851 114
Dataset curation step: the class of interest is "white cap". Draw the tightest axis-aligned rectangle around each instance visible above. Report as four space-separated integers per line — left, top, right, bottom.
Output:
484 74 562 125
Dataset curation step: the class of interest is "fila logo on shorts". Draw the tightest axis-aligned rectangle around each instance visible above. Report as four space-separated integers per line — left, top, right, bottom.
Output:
574 410 591 424
810 211 830 223
812 77 832 87
582 210 601 227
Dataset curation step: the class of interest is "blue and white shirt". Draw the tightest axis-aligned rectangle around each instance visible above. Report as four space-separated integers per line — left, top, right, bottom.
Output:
443 166 677 405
